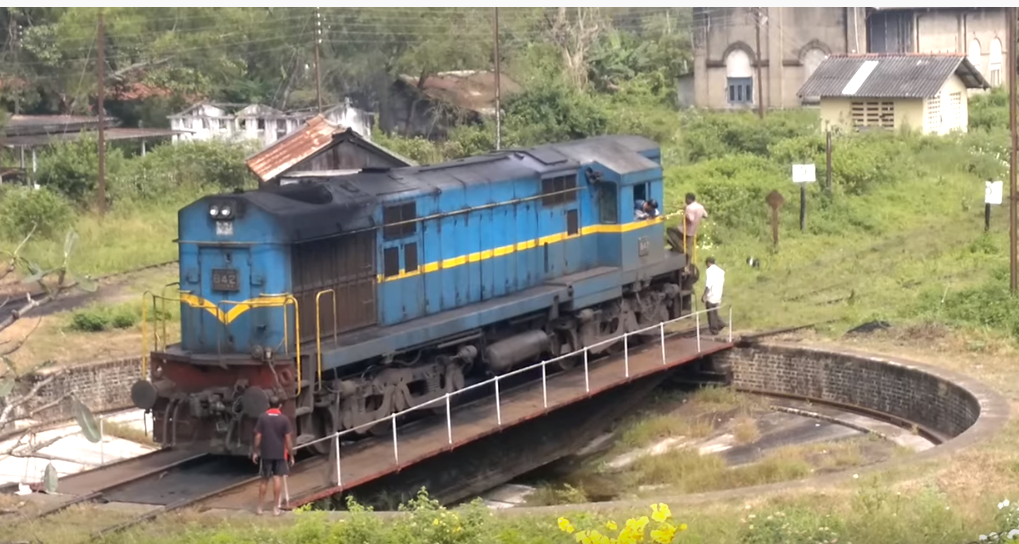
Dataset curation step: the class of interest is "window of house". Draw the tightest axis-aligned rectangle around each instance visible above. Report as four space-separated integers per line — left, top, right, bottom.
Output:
727 77 753 105
382 202 417 240
239 119 248 130
926 94 942 133
990 38 1003 87
201 118 209 129
541 174 578 206
849 101 895 130
598 183 618 224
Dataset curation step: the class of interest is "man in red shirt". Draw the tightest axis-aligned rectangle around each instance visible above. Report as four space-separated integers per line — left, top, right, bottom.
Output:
252 396 294 515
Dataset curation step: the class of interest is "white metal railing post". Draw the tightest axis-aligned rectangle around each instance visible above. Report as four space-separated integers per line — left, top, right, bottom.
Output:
445 393 452 445
541 362 548 408
659 322 666 365
583 348 590 393
495 377 502 426
696 312 702 352
99 416 105 465
334 434 342 487
623 334 630 378
728 306 733 343
391 417 399 466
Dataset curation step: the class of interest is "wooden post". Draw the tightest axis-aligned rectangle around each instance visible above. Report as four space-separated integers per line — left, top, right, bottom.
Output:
494 7 502 150
766 190 784 248
97 10 106 217
825 130 833 196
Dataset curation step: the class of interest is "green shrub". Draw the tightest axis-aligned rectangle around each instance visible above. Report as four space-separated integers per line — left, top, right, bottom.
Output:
68 303 140 333
69 308 109 332
0 186 75 239
35 134 126 206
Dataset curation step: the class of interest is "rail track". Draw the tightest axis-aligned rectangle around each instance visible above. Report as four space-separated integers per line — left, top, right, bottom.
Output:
0 259 179 317
0 320 943 539
0 446 259 542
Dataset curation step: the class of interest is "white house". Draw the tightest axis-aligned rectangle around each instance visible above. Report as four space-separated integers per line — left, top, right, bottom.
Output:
167 99 373 149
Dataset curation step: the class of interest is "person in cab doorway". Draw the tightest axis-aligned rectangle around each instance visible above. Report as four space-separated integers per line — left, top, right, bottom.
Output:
252 396 294 516
667 193 707 255
634 198 660 221
702 257 727 335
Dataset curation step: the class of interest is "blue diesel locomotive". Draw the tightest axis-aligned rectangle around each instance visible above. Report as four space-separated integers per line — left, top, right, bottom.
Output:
131 135 698 455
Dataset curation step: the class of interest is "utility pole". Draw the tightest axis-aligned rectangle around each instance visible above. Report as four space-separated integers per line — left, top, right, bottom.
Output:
753 8 765 119
1009 6 1017 292
494 7 502 150
314 7 323 114
97 10 106 217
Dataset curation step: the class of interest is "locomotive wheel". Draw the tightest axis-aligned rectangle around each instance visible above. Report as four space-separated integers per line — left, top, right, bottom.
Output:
309 411 336 456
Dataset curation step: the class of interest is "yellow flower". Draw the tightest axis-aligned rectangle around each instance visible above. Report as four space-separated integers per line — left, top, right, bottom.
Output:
433 518 440 526
651 503 672 523
606 520 618 531
678 523 688 531
651 522 677 544
559 517 575 534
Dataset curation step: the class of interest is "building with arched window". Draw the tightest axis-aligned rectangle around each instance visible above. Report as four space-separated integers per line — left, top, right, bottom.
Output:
691 7 1006 110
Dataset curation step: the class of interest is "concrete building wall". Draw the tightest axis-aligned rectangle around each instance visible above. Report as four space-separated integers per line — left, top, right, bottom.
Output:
818 75 968 135
694 7 1006 110
693 7 867 110
819 97 923 134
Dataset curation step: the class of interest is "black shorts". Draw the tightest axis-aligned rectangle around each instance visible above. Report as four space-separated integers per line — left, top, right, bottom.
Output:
259 458 290 478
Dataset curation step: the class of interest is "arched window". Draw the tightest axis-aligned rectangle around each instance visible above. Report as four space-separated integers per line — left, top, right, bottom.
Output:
802 48 827 79
968 38 982 74
725 49 754 105
989 38 1002 86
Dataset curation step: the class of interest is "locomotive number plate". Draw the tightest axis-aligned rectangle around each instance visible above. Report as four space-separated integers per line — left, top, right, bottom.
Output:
215 221 233 236
638 236 650 257
212 268 240 292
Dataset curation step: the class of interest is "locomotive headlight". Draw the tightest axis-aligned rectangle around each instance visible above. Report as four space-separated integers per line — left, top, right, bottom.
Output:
209 205 220 217
219 205 232 218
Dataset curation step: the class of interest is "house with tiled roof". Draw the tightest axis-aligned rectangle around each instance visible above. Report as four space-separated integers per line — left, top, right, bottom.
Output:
797 53 990 134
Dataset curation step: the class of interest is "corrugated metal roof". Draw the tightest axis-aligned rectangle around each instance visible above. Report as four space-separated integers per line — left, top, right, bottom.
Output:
797 53 990 99
245 116 416 183
246 115 343 182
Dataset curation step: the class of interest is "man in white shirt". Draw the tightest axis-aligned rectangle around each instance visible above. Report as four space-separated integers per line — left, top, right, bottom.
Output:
667 193 707 255
702 257 726 335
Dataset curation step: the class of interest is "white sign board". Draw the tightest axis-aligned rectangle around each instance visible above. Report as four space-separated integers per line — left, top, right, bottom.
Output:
986 180 1003 205
792 164 816 183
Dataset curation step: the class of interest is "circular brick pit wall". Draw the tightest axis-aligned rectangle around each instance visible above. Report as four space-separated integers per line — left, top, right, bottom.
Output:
711 342 1007 447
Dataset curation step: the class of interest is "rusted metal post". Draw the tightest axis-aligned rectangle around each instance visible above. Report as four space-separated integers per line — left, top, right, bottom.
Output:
696 312 701 352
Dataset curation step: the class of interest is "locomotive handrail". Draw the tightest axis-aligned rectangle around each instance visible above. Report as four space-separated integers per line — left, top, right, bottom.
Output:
140 288 184 380
314 289 339 390
293 303 734 489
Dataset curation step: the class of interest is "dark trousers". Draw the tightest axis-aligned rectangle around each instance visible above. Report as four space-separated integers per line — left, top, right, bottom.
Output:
706 302 726 334
666 227 695 255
